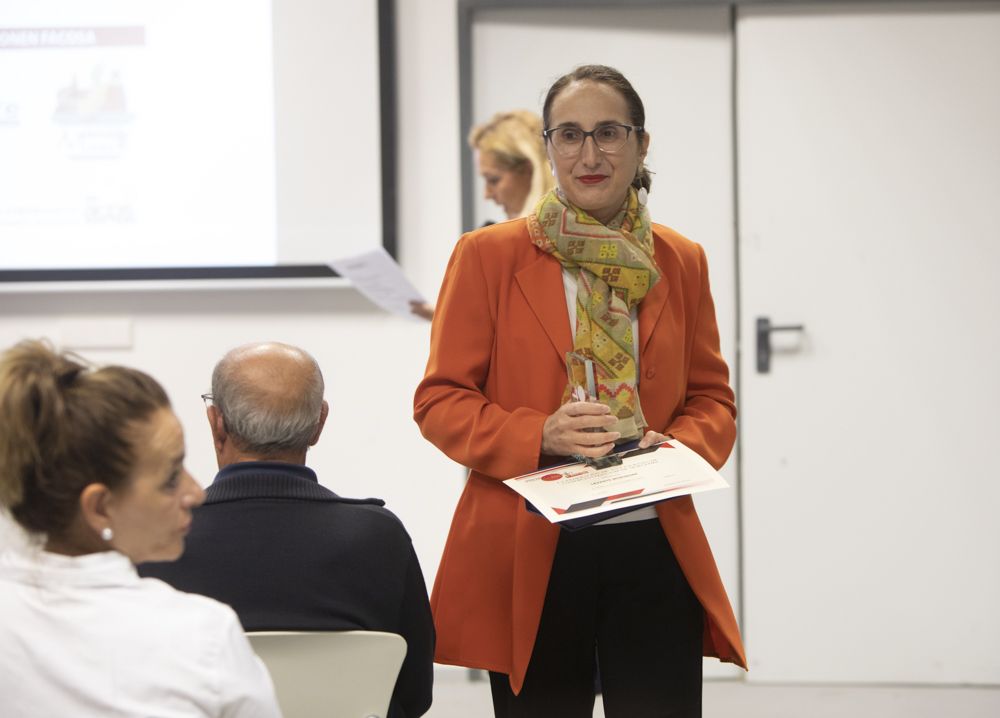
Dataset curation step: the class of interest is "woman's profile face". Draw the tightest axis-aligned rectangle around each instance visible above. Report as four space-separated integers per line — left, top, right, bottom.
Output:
545 80 648 224
478 150 532 219
104 408 204 564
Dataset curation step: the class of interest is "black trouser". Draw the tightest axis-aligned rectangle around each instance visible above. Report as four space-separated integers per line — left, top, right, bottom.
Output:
490 519 703 718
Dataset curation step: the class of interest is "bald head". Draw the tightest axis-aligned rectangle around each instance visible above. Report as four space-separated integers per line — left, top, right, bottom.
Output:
211 342 326 458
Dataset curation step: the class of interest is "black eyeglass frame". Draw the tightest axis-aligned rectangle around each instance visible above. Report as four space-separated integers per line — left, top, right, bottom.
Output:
542 123 644 156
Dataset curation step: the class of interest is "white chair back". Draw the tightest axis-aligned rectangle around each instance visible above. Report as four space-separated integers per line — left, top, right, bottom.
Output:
247 630 407 718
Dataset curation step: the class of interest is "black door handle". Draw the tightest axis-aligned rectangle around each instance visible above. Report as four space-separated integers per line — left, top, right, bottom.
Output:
756 317 805 373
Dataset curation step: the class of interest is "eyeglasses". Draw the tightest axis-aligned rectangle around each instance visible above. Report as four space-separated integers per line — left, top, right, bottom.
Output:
542 123 643 157
200 393 213 406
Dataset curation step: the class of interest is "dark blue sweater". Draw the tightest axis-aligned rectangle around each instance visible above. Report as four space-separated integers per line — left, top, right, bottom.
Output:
140 461 434 718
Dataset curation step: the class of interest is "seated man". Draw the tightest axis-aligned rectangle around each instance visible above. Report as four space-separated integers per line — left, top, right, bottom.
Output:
141 342 433 718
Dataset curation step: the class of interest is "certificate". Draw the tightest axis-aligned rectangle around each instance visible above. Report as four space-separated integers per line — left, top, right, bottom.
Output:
503 439 728 526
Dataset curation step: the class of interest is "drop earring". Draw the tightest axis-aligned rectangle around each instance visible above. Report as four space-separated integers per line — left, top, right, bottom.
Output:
100 527 114 542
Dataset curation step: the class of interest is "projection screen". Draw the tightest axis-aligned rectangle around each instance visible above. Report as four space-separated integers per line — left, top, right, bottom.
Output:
0 0 394 282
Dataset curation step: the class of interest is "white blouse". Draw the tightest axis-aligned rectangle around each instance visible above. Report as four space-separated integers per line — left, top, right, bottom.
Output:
0 547 281 718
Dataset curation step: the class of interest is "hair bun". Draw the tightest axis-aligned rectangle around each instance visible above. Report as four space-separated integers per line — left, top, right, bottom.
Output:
57 364 84 388
0 340 84 511
1 339 169 536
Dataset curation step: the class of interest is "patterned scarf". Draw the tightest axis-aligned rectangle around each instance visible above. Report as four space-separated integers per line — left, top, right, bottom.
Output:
527 187 660 441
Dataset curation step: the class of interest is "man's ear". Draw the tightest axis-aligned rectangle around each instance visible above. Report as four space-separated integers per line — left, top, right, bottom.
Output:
207 405 227 453
309 401 329 447
79 482 113 537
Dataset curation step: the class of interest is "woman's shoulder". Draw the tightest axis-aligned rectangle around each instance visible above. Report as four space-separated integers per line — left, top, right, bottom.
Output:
463 216 533 246
139 574 243 629
650 222 710 273
651 222 703 255
451 218 538 269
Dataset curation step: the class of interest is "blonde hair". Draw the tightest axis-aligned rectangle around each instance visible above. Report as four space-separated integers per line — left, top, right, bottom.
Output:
0 339 170 537
468 109 554 218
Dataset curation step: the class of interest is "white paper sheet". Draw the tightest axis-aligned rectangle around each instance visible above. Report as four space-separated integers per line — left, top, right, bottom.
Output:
328 247 427 318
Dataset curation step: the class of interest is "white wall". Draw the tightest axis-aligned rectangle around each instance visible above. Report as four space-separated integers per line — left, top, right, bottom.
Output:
5 0 998 689
0 0 465 589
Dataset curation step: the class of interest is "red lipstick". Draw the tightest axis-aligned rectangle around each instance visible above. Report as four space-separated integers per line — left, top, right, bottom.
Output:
578 175 607 185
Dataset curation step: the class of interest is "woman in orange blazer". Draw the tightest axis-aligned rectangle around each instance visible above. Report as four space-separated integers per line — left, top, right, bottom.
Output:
415 65 745 717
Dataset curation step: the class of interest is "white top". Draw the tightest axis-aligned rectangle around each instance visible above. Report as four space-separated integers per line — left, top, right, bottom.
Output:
0 510 28 552
0 547 281 718
562 270 658 524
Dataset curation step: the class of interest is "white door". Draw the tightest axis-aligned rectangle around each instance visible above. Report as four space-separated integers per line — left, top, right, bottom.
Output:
738 3 1000 683
472 5 741 678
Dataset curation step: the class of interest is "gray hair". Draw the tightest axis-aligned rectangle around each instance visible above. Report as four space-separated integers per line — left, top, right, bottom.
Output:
211 343 325 455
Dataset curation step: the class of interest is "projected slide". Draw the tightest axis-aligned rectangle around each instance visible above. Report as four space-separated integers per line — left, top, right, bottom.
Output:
0 2 277 270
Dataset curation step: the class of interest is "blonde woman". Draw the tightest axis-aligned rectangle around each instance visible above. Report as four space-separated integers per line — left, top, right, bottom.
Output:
470 109 554 221
412 110 555 320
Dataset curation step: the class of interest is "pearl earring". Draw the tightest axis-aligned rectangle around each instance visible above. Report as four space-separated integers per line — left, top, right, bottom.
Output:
100 527 114 542
637 187 649 206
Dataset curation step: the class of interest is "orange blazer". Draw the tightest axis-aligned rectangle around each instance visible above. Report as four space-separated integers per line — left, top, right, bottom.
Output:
414 218 746 693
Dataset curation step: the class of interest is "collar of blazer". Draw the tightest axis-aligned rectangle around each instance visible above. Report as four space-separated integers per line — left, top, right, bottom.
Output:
514 230 671 366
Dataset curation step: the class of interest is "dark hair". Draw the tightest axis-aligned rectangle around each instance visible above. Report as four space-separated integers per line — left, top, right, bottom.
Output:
542 64 652 192
0 339 170 537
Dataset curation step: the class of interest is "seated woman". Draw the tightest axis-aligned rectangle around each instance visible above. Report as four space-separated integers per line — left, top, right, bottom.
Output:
0 340 280 718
